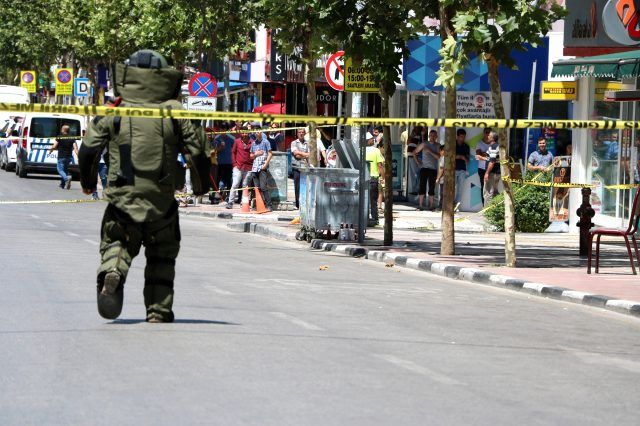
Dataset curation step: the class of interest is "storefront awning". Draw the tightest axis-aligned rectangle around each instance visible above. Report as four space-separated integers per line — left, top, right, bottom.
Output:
552 50 640 79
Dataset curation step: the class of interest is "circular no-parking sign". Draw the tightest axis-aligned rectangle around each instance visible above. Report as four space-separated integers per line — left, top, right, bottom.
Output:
57 69 72 84
22 72 34 83
325 51 345 91
188 72 218 98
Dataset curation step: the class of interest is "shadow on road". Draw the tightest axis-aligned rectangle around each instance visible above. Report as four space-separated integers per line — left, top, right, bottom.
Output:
111 318 240 325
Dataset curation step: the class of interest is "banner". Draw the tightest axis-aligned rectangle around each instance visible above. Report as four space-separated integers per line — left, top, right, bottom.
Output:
549 156 571 222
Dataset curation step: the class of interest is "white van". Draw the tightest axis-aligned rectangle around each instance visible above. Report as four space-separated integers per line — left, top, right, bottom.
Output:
0 85 30 171
0 85 30 105
15 113 86 178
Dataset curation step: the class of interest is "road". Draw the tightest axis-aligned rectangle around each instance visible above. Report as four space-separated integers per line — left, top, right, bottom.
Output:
1 171 639 425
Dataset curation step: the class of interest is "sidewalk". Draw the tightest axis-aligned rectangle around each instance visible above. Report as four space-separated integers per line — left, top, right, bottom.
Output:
180 201 640 318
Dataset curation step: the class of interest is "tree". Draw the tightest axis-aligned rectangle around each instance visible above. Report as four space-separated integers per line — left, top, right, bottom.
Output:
443 0 565 266
257 0 331 167
324 1 429 245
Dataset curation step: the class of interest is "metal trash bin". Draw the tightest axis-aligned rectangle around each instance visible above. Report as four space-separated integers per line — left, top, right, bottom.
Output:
297 167 366 241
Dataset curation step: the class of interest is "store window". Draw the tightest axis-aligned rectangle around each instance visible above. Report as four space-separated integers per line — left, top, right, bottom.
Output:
590 80 621 217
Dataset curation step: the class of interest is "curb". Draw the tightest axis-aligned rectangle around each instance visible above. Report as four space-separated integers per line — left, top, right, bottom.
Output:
226 221 295 241
310 240 640 319
179 209 296 223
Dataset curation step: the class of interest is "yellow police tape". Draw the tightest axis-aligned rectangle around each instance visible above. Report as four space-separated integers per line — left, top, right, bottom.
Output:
3 102 640 129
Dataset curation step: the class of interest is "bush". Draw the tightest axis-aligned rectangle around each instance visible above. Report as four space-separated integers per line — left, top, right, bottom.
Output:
483 172 551 233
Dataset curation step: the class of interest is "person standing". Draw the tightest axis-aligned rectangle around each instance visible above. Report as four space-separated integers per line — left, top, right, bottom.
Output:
226 129 254 209
483 131 501 205
527 136 554 172
414 129 440 210
290 128 310 209
214 122 234 192
79 50 210 323
249 131 273 211
91 148 108 200
266 122 283 152
475 128 491 205
435 144 445 210
48 124 78 190
454 128 470 208
365 132 384 225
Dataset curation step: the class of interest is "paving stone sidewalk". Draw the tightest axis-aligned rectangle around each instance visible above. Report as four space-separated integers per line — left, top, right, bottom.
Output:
180 202 640 318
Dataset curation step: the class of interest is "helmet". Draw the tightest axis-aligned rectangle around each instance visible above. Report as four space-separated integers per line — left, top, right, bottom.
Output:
126 50 169 69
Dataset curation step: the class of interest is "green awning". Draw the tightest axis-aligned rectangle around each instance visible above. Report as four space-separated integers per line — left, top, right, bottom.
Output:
552 50 640 79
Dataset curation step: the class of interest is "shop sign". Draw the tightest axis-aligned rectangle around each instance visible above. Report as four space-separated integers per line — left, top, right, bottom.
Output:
594 81 622 100
565 0 640 54
540 81 578 101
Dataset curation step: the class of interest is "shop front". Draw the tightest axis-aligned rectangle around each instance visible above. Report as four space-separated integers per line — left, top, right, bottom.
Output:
553 0 640 230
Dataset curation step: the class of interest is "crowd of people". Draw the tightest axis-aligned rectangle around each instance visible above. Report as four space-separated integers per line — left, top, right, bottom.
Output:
401 126 557 212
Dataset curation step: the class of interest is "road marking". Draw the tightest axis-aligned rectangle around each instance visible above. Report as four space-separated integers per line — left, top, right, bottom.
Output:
43 222 56 228
204 286 234 296
270 312 324 331
30 214 40 219
83 239 99 246
65 231 79 237
375 354 465 386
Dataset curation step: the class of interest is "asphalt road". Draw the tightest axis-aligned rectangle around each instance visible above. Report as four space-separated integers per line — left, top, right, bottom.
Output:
1 171 640 425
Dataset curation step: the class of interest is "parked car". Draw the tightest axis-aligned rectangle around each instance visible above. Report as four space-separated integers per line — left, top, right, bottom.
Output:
15 113 86 178
0 116 23 171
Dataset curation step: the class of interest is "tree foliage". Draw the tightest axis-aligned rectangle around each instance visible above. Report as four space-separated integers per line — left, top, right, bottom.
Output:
0 0 257 83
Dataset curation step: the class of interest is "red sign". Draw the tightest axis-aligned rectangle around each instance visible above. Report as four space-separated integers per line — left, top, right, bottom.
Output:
324 51 345 91
188 72 218 98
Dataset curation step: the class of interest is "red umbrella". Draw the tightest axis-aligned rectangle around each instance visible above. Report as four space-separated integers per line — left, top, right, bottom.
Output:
253 103 285 114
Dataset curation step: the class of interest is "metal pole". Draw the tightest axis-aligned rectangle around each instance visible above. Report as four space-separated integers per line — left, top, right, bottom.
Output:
524 60 537 169
337 90 343 140
351 92 366 243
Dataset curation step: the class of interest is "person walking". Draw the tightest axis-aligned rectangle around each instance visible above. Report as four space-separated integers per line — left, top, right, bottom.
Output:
249 131 273 211
290 128 310 209
48 124 78 189
475 128 491 205
365 132 384 225
226 129 254 209
454 128 470 209
91 148 108 200
528 136 554 172
413 129 440 210
79 50 210 323
483 131 501 205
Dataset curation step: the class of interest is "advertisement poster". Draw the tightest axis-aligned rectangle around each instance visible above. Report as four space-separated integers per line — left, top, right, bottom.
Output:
549 156 571 222
456 91 511 212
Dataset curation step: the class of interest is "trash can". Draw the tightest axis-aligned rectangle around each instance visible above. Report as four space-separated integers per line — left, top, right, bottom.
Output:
298 167 367 241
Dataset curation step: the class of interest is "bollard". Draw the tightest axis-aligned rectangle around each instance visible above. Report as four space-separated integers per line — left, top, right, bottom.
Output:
576 187 595 257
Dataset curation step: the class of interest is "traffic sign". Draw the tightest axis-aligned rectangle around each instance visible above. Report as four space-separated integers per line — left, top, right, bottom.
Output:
20 71 36 93
55 68 74 95
344 58 377 92
325 51 345 91
74 77 90 97
188 72 218 98
185 96 217 111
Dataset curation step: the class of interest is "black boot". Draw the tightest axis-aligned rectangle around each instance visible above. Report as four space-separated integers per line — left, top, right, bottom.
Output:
97 271 124 320
144 280 174 323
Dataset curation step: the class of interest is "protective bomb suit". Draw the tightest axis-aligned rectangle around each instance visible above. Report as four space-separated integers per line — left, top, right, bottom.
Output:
79 50 210 322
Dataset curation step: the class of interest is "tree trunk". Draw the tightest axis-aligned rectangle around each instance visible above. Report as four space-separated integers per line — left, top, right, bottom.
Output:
441 88 457 255
380 86 393 246
304 57 318 167
223 55 231 112
486 54 516 267
439 4 457 256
